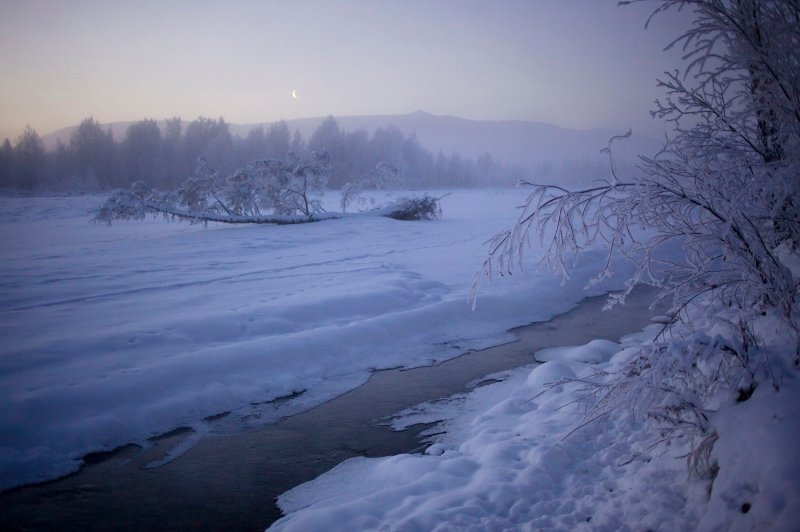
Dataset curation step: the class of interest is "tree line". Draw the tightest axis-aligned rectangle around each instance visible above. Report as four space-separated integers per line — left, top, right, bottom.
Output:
0 116 522 192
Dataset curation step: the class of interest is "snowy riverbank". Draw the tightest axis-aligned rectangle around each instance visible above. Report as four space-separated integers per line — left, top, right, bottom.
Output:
272 322 800 531
1 189 629 491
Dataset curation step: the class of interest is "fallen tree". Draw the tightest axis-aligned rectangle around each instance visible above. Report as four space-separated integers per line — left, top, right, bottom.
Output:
92 152 442 225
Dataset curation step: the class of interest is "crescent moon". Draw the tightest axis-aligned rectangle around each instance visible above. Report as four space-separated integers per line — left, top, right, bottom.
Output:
292 89 298 99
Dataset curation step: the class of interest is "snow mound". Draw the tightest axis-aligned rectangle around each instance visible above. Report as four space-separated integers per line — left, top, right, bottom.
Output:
699 378 800 531
534 338 619 364
525 361 576 389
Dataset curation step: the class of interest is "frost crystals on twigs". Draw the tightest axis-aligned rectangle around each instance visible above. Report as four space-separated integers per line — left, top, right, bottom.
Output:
93 152 443 226
93 151 334 225
473 0 800 465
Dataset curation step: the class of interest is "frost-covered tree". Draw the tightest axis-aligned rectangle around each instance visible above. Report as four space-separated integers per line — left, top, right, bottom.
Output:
69 117 115 188
340 162 398 212
94 152 440 225
308 116 351 188
333 129 370 191
0 138 14 188
259 151 331 217
183 117 234 176
123 119 163 185
475 0 800 467
290 128 306 156
95 151 332 224
266 121 292 159
371 126 407 179
160 117 184 189
14 126 46 190
237 121 293 165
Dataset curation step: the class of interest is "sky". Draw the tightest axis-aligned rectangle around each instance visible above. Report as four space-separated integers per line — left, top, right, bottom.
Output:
0 0 693 142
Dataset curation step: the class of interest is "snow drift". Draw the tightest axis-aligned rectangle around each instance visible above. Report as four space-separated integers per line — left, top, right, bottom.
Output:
0 190 627 491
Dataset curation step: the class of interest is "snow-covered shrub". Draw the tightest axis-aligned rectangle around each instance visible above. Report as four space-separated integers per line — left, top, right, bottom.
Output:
381 195 443 221
475 0 800 472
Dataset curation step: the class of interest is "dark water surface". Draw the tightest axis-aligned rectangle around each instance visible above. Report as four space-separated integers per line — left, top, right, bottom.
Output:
0 288 660 531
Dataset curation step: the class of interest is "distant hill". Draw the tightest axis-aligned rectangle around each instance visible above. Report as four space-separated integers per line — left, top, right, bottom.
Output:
42 110 659 169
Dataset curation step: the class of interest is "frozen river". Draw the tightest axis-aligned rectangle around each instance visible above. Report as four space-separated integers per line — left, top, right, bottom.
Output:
0 190 630 491
0 286 658 530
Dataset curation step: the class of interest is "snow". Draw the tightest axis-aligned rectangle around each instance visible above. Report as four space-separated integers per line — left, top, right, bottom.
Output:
533 338 619 364
0 189 627 491
701 379 800 531
272 327 800 531
4 191 796 530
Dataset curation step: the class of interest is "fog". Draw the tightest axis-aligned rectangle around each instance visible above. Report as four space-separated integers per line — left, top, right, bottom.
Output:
1 1 691 143
1 111 661 192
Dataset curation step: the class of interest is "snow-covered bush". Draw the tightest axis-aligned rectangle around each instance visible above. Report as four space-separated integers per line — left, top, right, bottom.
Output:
476 0 800 473
380 195 443 221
